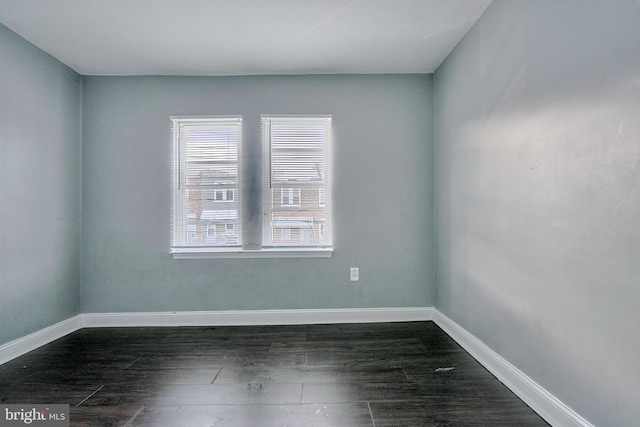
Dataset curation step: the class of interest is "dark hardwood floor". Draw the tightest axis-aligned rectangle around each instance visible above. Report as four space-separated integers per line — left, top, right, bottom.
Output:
0 322 549 426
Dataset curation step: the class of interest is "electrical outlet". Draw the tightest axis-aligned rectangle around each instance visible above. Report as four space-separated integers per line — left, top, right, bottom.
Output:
350 267 359 281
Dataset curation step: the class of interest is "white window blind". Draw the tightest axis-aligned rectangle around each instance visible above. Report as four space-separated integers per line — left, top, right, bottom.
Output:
171 116 242 251
262 116 332 248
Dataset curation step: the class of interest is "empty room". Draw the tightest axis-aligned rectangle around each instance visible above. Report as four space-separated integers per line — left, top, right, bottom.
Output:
0 0 638 426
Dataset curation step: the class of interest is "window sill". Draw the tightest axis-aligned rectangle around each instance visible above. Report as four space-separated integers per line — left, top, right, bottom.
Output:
170 247 333 259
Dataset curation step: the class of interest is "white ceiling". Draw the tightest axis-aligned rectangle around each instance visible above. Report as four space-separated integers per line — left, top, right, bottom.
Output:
0 0 491 76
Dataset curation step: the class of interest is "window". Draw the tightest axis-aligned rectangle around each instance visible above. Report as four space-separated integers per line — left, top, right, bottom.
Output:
262 116 332 249
280 188 301 206
214 189 234 202
171 116 242 251
171 115 332 258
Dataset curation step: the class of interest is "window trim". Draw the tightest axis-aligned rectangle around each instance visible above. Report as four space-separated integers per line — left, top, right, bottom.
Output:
170 247 333 259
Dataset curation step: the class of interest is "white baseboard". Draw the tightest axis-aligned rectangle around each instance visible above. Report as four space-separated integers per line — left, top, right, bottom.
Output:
433 309 594 427
80 307 435 328
0 315 83 365
0 308 432 365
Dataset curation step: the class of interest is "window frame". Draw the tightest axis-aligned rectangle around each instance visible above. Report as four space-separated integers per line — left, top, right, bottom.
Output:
170 114 333 259
261 115 333 251
170 115 243 256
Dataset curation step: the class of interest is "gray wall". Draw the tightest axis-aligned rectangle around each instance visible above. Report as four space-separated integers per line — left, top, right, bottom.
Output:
0 24 82 345
81 74 434 312
434 1 640 426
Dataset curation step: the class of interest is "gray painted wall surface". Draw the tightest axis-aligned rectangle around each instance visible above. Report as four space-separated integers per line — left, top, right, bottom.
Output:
434 1 640 426
0 24 82 345
81 74 434 312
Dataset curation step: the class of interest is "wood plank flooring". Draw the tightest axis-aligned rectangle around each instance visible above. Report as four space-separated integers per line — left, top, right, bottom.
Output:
0 322 549 426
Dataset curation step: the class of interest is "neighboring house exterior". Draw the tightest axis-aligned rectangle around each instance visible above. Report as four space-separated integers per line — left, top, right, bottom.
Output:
184 172 240 246
182 180 325 247
268 187 326 246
